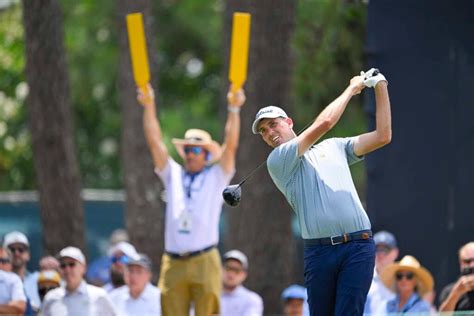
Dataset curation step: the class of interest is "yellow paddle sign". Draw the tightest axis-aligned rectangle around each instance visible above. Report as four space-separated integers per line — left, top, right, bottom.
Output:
229 12 251 92
126 13 150 89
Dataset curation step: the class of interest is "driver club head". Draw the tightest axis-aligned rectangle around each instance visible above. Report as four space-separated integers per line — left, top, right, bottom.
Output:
222 184 242 207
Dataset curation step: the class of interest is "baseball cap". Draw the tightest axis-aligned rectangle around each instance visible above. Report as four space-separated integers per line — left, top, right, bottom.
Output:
3 231 29 248
127 253 152 270
223 250 248 270
252 106 289 134
38 270 61 285
107 241 138 259
281 284 307 301
59 246 86 265
374 231 397 248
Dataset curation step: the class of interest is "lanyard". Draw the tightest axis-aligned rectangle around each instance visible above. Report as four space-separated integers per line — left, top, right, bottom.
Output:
183 167 208 199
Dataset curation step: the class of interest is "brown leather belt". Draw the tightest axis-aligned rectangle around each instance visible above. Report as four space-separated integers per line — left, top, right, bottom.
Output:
304 230 372 246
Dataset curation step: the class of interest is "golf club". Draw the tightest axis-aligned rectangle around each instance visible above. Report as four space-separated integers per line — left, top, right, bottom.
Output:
222 69 379 207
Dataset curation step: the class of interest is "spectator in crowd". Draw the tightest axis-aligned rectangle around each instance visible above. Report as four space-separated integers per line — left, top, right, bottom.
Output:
138 83 246 316
109 254 160 316
37 270 61 303
0 247 12 272
3 231 39 313
380 255 433 313
87 229 130 286
3 231 32 280
0 267 27 315
41 246 117 316
439 241 474 312
364 230 399 315
39 256 60 272
281 285 309 316
27 255 62 311
221 250 263 316
103 242 138 292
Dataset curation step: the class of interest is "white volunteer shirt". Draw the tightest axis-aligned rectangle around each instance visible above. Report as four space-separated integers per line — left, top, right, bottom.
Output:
42 280 117 316
221 285 263 316
0 270 26 304
108 283 161 316
156 158 234 253
364 268 395 315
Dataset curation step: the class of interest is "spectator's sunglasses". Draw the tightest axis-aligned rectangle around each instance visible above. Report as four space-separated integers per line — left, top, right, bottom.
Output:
8 246 28 254
184 146 204 155
60 262 77 269
0 257 10 264
111 255 129 264
395 271 414 281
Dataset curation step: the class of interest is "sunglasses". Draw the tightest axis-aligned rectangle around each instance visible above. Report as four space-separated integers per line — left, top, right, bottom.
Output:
224 265 244 273
60 262 77 269
8 246 28 254
111 255 129 264
184 147 204 155
396 271 415 281
461 257 474 265
0 258 10 264
376 245 392 254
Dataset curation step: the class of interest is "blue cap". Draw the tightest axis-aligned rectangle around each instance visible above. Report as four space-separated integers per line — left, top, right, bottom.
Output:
373 231 397 248
281 284 307 301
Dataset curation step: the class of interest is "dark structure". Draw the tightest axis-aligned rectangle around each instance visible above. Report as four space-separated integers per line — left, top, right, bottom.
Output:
365 1 474 301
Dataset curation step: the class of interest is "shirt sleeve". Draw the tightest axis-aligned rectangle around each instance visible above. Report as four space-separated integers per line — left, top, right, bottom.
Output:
245 294 264 316
267 138 300 183
332 137 364 165
10 274 26 302
154 157 182 188
98 293 118 316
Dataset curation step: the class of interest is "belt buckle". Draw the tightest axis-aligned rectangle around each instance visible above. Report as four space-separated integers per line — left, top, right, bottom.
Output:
330 235 342 245
179 251 191 258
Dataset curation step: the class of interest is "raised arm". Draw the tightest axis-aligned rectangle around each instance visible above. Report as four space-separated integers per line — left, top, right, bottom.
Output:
353 80 391 156
439 274 474 312
137 84 169 171
296 75 365 156
219 85 246 174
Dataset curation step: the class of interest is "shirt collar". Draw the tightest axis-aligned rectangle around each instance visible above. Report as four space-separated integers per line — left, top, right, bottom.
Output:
393 293 421 312
128 283 153 301
66 280 87 295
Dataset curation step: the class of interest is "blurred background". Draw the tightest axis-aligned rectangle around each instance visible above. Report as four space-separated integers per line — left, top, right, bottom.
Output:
0 0 472 312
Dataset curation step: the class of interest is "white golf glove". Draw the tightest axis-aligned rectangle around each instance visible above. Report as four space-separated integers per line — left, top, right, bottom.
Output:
360 68 387 88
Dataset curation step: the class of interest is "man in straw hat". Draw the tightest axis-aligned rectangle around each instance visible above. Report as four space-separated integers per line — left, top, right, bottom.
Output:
137 84 246 316
380 255 434 313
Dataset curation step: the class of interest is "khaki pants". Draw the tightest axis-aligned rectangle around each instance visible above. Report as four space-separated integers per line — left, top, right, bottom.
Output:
158 248 222 316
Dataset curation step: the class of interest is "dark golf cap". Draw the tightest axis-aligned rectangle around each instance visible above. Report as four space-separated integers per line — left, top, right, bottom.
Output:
373 231 397 248
127 253 152 270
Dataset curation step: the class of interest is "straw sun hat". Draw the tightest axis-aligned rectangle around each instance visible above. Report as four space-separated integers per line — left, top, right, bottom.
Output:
172 129 222 163
380 255 434 296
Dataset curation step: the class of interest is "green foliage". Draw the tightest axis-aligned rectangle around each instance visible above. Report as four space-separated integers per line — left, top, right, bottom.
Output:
0 0 368 193
0 4 34 190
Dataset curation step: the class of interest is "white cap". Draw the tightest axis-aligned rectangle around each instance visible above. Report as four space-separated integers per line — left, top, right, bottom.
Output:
59 246 86 265
3 231 29 248
107 241 138 259
252 106 289 134
223 249 249 270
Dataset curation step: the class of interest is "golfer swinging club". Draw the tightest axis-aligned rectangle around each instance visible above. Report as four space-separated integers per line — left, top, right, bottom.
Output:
253 69 391 315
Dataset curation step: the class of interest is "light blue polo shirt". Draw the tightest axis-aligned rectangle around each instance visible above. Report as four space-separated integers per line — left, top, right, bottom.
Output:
267 137 371 239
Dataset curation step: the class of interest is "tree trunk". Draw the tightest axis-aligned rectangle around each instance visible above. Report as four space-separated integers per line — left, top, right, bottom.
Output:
223 0 298 312
22 0 86 254
116 0 165 279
